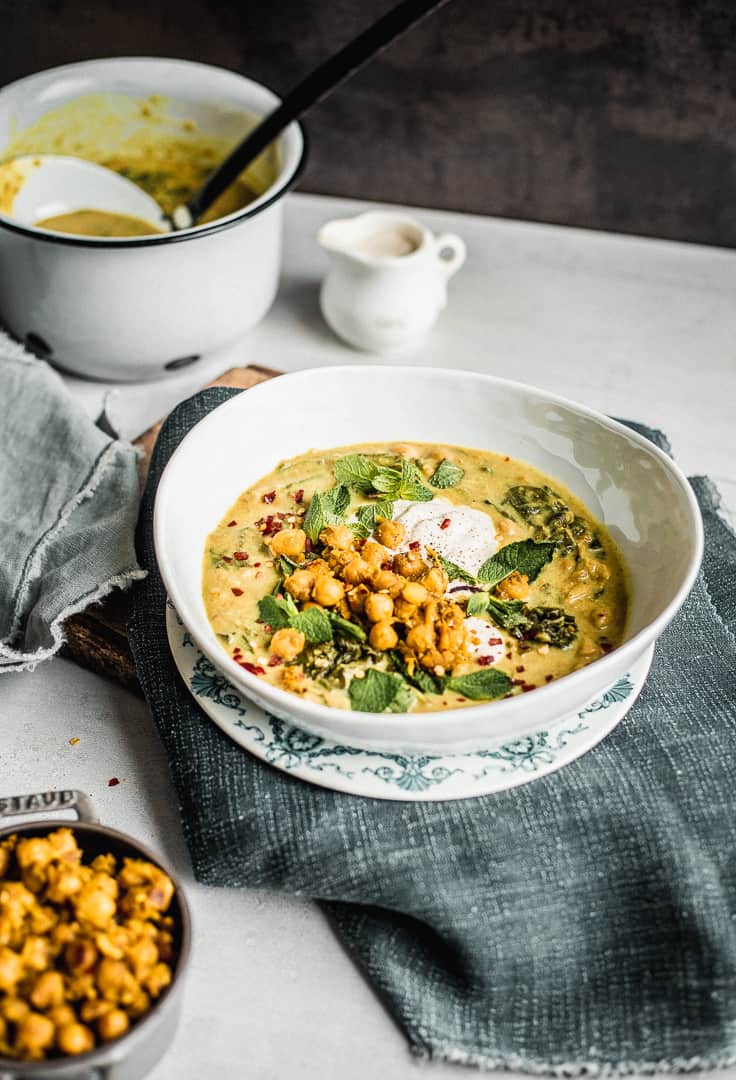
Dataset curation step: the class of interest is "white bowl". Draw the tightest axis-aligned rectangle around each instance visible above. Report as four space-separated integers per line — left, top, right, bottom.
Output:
154 366 703 753
0 58 306 380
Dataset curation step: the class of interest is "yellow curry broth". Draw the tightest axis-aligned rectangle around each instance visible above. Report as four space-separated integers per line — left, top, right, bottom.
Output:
202 442 628 713
1 93 278 234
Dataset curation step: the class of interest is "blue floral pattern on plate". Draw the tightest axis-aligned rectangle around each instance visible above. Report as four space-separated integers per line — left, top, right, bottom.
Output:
166 603 651 802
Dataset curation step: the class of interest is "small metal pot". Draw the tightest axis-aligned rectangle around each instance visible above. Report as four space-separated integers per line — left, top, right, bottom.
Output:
0 789 191 1080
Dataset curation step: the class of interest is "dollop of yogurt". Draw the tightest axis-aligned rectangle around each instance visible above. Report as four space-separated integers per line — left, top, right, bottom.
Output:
463 617 506 665
390 498 498 581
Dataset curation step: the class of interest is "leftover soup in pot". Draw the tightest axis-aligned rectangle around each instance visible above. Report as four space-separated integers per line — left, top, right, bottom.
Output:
202 443 628 714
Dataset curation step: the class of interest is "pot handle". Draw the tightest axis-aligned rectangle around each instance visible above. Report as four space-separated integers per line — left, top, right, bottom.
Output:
0 789 97 824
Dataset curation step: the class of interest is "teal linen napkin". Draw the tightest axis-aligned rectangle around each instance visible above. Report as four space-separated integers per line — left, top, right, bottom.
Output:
129 387 736 1074
0 335 144 671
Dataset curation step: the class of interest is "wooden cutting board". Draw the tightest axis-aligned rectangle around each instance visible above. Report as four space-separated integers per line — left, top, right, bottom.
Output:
60 364 279 694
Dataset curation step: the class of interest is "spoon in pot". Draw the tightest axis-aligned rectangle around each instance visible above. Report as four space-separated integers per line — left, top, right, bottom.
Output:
0 0 451 235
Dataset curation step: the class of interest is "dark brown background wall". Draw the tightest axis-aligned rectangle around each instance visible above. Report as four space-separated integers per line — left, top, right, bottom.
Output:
1 0 735 246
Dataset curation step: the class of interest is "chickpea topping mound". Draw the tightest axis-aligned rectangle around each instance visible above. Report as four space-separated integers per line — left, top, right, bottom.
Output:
0 829 177 1062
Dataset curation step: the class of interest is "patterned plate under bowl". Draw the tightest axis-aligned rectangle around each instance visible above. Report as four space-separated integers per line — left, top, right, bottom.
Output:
166 603 653 802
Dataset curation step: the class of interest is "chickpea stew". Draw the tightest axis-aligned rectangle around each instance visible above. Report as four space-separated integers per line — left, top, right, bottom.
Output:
202 443 628 714
0 828 176 1062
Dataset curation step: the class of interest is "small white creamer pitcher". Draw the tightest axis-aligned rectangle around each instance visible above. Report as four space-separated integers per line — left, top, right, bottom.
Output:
318 210 466 353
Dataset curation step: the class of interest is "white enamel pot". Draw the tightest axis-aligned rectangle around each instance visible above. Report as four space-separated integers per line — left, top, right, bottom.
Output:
0 58 306 380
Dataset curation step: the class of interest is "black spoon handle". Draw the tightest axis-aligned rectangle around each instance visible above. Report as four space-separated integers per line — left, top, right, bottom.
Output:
185 0 452 225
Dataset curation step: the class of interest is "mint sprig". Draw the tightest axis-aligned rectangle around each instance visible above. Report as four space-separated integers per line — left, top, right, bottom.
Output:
446 668 512 700
476 539 555 587
302 484 351 541
257 593 332 644
438 555 477 586
356 500 395 533
429 459 464 489
348 669 406 712
333 455 432 503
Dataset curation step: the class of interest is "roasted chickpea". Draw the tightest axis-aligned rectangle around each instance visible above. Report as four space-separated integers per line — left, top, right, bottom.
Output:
0 946 23 991
65 939 97 974
401 581 428 605
343 558 372 585
17 1012 55 1056
392 550 428 580
320 524 354 550
370 570 404 597
2 997 30 1024
364 593 394 623
98 1008 130 1042
30 970 65 1010
284 568 315 602
312 575 345 607
281 665 306 693
369 621 399 651
419 567 448 596
144 962 172 997
270 627 306 661
74 884 116 929
57 1022 95 1056
495 571 529 601
269 527 307 560
392 598 418 622
361 540 389 567
48 1005 77 1029
375 519 406 548
406 624 434 654
346 584 369 614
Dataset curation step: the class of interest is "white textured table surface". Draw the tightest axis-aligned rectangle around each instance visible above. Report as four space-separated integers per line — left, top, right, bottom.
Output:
2 192 736 1079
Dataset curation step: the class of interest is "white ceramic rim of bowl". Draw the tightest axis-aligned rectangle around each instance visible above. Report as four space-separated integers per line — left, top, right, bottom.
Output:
154 365 704 731
0 56 307 248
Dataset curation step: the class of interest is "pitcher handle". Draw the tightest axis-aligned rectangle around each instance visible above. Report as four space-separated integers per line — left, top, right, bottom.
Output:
0 789 97 824
435 233 466 278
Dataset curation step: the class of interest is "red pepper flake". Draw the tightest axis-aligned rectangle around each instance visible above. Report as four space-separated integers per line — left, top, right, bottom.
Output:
440 518 451 530
512 678 526 686
108 777 120 787
264 624 273 634
231 587 244 596
522 684 536 693
222 556 233 563
268 655 283 667
409 540 421 550
545 674 554 682
477 655 494 666
262 490 276 504
516 665 525 673
293 489 304 504
227 520 238 527
253 562 261 568
381 560 393 570
305 538 313 553
233 551 249 562
488 637 502 646
239 661 266 676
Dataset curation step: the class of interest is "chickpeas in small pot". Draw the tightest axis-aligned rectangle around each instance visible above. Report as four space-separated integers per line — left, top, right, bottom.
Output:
0 828 179 1063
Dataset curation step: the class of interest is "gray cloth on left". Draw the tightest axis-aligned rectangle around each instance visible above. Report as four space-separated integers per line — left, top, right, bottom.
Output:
0 333 145 672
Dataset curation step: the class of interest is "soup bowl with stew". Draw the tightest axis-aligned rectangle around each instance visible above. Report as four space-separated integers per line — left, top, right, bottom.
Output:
154 366 703 754
0 57 306 380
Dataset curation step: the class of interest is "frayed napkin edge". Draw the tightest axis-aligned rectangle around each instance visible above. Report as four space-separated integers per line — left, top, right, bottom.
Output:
0 565 146 673
413 1043 736 1076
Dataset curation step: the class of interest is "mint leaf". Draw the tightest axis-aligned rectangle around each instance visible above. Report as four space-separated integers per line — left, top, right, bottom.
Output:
438 555 477 585
328 612 367 642
323 484 350 517
371 466 402 496
477 539 556 587
390 651 445 694
291 606 333 644
356 500 395 533
447 668 512 700
388 679 414 713
334 455 379 493
349 521 371 540
303 485 350 541
429 459 464 489
466 592 490 616
257 594 293 630
485 596 529 632
348 669 404 712
279 555 298 576
398 460 433 502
